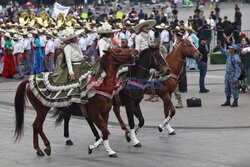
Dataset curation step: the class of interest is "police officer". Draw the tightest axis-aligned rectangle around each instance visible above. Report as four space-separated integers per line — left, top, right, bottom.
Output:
219 41 241 107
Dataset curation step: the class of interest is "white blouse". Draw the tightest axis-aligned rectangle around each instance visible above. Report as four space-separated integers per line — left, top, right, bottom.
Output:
135 32 151 52
98 37 112 57
64 44 84 75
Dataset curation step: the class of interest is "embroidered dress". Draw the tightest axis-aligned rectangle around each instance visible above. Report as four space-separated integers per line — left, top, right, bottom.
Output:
1 40 16 77
185 33 199 69
29 44 106 108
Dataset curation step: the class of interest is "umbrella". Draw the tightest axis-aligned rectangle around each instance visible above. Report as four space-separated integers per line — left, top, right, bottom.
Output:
26 2 32 7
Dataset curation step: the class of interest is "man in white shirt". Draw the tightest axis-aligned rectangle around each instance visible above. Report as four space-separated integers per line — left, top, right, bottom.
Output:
12 34 24 79
78 33 88 57
44 33 55 72
23 32 32 74
160 28 170 52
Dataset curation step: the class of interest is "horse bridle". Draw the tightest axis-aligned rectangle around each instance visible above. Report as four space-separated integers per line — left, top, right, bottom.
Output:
139 49 166 72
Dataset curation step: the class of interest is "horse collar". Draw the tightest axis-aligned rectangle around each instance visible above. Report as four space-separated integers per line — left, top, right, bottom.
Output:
127 80 146 89
170 73 178 80
96 90 113 99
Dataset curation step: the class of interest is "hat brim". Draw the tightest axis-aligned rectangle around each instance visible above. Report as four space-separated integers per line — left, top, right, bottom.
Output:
133 20 156 33
155 25 169 29
184 26 196 33
59 33 78 42
96 29 120 34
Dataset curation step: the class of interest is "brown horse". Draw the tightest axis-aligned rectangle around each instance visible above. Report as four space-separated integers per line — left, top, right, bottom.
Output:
14 48 137 157
113 39 202 141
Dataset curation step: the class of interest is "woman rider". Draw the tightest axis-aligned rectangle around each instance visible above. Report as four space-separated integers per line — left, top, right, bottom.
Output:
29 28 105 108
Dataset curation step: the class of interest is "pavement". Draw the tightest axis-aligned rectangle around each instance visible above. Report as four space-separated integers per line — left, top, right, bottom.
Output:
1 2 250 166
0 57 250 167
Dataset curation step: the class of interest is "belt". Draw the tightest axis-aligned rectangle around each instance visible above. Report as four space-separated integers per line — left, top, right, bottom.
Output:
33 47 39 50
162 42 169 44
72 61 84 65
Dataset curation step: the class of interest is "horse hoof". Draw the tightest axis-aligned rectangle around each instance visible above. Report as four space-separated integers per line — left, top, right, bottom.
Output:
44 149 51 156
88 146 93 155
66 140 74 145
125 133 131 143
169 131 176 135
37 150 45 156
134 143 142 147
158 126 163 132
109 153 118 158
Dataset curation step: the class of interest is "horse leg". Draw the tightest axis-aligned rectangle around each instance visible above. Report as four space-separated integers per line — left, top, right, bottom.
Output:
158 93 176 135
87 110 117 157
86 117 100 141
134 103 144 135
64 114 74 145
113 102 131 142
125 101 141 147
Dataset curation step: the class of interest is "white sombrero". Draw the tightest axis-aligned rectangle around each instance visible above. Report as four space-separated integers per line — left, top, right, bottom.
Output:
155 23 169 29
59 28 78 42
133 19 156 33
12 34 22 40
5 32 12 38
96 23 120 34
184 25 196 33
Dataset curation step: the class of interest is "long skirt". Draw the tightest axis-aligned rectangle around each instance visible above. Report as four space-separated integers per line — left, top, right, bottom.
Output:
30 50 43 75
1 50 16 77
29 61 106 108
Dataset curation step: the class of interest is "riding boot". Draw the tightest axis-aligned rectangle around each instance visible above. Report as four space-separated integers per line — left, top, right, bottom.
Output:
231 99 238 107
150 95 159 102
175 99 183 108
221 97 231 106
144 95 154 101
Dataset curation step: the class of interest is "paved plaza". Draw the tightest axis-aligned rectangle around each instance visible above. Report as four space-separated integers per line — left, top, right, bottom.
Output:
1 2 250 167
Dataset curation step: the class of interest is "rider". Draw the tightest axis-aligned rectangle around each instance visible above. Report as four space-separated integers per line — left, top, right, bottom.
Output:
96 22 120 57
133 19 163 102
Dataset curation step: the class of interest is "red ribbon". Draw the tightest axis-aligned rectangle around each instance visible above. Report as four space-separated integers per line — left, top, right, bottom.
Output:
47 52 51 62
23 50 26 61
15 54 19 65
87 45 92 49
94 39 98 47
54 52 56 60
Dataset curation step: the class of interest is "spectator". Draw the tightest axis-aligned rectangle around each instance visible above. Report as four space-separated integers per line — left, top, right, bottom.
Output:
198 36 209 93
222 16 230 29
172 7 178 20
199 11 205 23
201 20 212 52
207 14 215 29
165 5 172 20
138 9 145 20
194 6 200 14
214 5 220 23
234 7 242 31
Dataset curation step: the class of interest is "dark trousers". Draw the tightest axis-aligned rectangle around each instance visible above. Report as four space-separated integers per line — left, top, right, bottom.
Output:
179 64 187 92
198 61 207 90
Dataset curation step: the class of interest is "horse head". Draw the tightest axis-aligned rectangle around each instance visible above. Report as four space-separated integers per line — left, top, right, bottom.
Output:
179 38 203 62
101 48 136 70
143 46 170 75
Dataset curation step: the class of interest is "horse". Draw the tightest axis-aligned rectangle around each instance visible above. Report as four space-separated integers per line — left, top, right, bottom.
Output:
113 38 203 141
58 46 170 148
14 48 137 158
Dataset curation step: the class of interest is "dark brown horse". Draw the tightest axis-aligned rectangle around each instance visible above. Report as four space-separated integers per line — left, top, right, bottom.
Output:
112 46 170 147
113 39 202 141
14 48 137 157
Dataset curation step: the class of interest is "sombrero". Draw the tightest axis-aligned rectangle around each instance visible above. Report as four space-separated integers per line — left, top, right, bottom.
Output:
95 23 120 34
76 29 87 38
12 34 22 40
155 23 169 29
45 31 56 39
59 28 78 42
4 32 12 38
30 29 40 35
133 19 156 33
184 25 196 33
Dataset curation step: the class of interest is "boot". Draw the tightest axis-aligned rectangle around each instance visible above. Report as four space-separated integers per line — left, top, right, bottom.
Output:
231 99 238 107
221 97 230 106
150 95 159 102
175 99 183 108
144 95 154 101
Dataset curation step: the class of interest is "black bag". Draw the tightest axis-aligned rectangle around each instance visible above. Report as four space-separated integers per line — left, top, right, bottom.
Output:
186 97 202 107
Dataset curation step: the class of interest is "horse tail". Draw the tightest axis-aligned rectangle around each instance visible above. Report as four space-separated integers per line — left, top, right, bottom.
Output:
14 79 29 142
52 109 68 127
